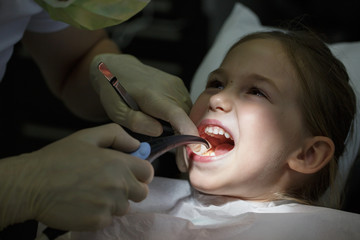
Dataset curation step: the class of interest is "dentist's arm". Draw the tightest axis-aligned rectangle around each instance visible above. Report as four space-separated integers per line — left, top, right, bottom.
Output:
21 27 116 122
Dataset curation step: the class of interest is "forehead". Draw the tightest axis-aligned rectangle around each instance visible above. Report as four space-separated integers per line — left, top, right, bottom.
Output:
223 38 290 72
220 38 300 95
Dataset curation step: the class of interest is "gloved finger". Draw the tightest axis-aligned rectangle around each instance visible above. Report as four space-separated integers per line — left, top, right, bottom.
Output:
97 152 152 213
147 65 193 113
121 108 163 137
76 123 140 152
138 94 197 136
91 65 163 136
176 147 188 173
135 87 191 118
166 108 198 136
113 196 130 216
100 87 163 136
77 124 155 182
111 182 147 216
126 155 154 183
139 102 198 173
127 181 150 203
125 156 153 202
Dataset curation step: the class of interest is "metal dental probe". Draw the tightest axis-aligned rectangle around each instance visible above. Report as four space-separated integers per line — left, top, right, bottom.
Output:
98 61 140 111
130 134 209 162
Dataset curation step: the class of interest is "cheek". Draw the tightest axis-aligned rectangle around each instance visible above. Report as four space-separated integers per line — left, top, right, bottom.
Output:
237 104 276 127
238 104 304 150
189 96 209 124
236 105 287 145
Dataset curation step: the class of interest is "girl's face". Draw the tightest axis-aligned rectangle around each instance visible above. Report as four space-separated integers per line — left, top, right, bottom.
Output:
186 39 310 200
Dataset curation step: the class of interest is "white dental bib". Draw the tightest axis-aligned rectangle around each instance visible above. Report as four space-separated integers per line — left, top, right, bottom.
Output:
72 177 360 240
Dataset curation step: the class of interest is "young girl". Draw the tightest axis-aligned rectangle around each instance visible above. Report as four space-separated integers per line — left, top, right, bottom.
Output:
71 30 359 240
184 30 356 207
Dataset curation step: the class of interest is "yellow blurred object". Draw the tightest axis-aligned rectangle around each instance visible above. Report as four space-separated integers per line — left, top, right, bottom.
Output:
34 0 150 30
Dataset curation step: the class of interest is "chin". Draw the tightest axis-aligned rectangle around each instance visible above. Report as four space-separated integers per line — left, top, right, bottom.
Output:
188 171 226 195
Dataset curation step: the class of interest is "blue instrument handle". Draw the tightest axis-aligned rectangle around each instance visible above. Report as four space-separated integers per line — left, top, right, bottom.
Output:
130 142 151 160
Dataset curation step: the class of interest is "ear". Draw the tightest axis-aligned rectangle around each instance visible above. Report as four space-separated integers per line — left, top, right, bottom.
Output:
288 136 335 174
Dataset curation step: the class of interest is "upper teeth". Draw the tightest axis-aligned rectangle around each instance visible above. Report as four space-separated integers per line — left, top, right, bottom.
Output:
205 126 232 139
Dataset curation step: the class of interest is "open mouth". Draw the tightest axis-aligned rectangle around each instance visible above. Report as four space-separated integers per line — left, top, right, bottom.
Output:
192 125 235 157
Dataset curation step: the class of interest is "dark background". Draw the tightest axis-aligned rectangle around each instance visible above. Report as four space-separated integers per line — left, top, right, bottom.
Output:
1 0 359 239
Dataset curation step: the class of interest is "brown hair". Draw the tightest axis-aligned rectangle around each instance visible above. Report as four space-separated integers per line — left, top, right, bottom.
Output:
228 30 356 207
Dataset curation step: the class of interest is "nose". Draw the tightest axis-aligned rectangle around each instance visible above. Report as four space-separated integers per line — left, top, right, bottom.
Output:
208 91 232 113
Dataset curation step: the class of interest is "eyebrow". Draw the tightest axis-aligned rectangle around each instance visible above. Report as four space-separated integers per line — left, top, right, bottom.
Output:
247 73 281 93
208 69 224 78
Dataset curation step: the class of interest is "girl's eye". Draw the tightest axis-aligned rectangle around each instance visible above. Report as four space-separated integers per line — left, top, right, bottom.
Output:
206 80 224 90
248 87 267 98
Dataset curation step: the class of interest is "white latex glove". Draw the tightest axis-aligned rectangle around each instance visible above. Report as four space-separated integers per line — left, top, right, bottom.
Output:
0 123 153 231
90 53 198 138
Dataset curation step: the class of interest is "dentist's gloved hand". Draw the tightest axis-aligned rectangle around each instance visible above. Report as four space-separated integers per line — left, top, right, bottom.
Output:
0 123 153 231
90 54 198 139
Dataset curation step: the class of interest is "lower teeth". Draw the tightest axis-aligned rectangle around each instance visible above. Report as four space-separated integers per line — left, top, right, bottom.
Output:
193 149 215 157
193 144 211 155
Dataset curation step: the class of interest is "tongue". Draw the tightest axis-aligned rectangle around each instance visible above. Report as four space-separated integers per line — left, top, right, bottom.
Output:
214 143 233 155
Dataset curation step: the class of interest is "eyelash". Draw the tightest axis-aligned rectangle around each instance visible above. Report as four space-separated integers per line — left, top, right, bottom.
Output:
247 86 268 98
206 79 224 90
206 80 270 101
